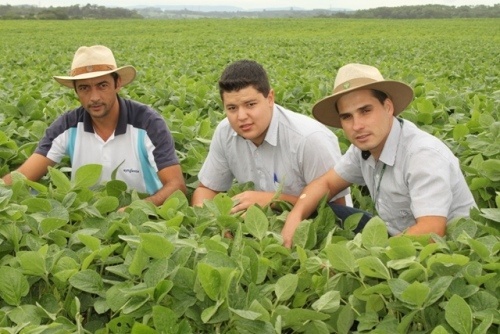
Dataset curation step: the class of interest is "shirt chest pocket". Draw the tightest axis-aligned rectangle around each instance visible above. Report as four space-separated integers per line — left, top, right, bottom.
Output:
376 195 414 235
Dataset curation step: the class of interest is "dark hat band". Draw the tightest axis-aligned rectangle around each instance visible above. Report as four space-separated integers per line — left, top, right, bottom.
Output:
71 64 116 76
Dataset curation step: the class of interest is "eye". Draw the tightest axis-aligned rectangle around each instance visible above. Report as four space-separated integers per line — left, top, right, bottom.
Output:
77 85 89 92
98 82 109 90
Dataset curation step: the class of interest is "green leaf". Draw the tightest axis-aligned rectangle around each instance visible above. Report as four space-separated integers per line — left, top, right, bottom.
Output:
244 205 269 241
275 274 298 302
311 290 340 313
0 266 30 306
140 233 175 259
152 305 179 334
325 243 357 273
445 294 472 334
69 269 104 295
453 123 469 141
94 196 119 214
47 166 71 192
197 263 221 301
18 250 47 277
425 276 453 307
401 281 429 307
481 159 500 181
357 256 391 280
131 322 156 334
78 234 101 251
21 198 52 213
39 217 68 235
361 216 388 248
229 307 262 321
74 164 102 188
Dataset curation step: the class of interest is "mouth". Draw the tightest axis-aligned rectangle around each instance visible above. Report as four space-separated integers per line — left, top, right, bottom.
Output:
240 124 252 131
355 133 371 142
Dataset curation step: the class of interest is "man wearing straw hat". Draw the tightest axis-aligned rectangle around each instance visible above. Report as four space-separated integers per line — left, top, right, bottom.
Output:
281 63 476 248
2 45 186 206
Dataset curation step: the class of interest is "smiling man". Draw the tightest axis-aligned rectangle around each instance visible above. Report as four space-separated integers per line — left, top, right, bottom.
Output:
191 59 352 215
2 45 186 206
281 63 476 248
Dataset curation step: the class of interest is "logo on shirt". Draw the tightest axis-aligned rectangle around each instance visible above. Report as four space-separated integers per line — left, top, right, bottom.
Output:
123 168 140 174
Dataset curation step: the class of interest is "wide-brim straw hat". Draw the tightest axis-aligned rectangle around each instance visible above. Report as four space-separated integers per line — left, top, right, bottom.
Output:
53 45 136 88
312 63 414 128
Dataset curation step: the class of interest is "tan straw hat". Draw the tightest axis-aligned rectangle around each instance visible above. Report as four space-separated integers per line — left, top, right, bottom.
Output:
312 63 414 128
53 45 136 88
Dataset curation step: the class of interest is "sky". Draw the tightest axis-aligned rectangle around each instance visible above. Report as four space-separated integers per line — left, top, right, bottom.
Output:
3 0 498 10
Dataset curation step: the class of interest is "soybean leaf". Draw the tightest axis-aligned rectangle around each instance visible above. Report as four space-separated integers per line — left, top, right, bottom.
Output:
311 290 340 313
325 243 357 273
140 233 175 259
94 196 119 214
47 166 71 192
361 216 388 248
244 205 269 241
0 266 29 306
275 274 298 302
74 164 102 188
197 263 221 301
69 269 105 296
445 294 472 334
152 305 179 334
357 256 391 280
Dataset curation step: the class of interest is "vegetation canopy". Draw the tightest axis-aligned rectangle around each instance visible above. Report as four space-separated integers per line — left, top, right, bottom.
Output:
0 18 499 333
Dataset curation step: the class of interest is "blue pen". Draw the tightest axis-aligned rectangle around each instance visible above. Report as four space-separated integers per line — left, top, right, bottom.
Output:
273 173 279 186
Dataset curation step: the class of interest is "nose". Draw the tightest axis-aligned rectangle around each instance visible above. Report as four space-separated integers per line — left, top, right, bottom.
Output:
352 114 364 131
89 87 100 101
237 108 248 121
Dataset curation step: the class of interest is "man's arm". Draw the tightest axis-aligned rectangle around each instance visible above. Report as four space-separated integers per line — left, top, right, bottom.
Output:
403 216 447 237
143 164 187 206
2 153 56 185
191 182 221 207
281 169 351 248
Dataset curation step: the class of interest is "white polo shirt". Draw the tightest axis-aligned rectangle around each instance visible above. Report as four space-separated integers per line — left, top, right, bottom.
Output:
335 118 476 235
198 104 350 202
36 97 179 194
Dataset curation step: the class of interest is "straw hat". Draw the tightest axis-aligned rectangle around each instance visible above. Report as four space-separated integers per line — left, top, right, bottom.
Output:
53 45 136 88
312 63 413 128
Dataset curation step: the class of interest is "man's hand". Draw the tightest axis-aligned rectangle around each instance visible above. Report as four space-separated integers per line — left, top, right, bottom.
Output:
230 191 274 214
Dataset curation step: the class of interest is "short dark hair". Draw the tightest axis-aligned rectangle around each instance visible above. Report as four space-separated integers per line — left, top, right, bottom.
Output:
335 89 389 113
370 89 389 104
72 72 120 91
218 60 270 99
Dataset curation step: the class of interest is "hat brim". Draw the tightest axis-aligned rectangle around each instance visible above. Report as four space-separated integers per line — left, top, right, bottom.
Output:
53 65 136 88
312 81 414 128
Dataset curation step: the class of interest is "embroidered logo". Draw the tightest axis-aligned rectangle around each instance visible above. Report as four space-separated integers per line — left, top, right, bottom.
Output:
123 168 140 174
343 82 350 90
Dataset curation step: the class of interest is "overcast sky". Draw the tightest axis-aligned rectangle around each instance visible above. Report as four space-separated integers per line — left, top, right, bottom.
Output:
3 0 498 10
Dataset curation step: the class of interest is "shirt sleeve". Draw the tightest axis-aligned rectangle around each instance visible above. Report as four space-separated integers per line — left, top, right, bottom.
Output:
197 122 235 191
300 131 350 200
406 146 454 218
334 144 366 186
144 111 179 171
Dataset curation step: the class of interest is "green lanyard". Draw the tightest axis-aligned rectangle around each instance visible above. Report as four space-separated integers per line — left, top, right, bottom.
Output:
373 163 387 206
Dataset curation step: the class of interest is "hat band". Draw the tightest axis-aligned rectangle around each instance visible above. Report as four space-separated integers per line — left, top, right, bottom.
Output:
71 64 116 76
333 78 378 94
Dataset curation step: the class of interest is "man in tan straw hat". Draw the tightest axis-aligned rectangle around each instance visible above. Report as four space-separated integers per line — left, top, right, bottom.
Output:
2 45 186 207
281 63 476 248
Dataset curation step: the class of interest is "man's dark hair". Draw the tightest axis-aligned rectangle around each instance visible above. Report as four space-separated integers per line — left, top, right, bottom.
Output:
371 89 389 105
73 72 120 91
218 60 270 99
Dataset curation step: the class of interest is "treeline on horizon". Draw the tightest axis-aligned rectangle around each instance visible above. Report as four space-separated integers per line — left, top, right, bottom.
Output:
1 3 499 20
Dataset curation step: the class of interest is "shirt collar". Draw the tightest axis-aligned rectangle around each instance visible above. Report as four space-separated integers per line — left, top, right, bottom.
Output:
378 117 403 166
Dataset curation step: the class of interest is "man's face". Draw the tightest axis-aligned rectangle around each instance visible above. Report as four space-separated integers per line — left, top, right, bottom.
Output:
222 86 274 147
74 74 121 119
337 89 394 160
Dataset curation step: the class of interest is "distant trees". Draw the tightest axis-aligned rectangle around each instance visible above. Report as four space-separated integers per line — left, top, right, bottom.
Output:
0 3 499 20
0 3 143 19
347 4 500 19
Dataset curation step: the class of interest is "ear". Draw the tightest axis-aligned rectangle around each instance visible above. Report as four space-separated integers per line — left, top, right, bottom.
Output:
267 89 275 105
115 76 123 91
384 98 395 116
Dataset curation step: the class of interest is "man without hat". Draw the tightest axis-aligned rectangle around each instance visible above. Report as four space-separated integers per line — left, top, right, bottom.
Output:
281 63 476 248
191 59 354 216
2 45 186 207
